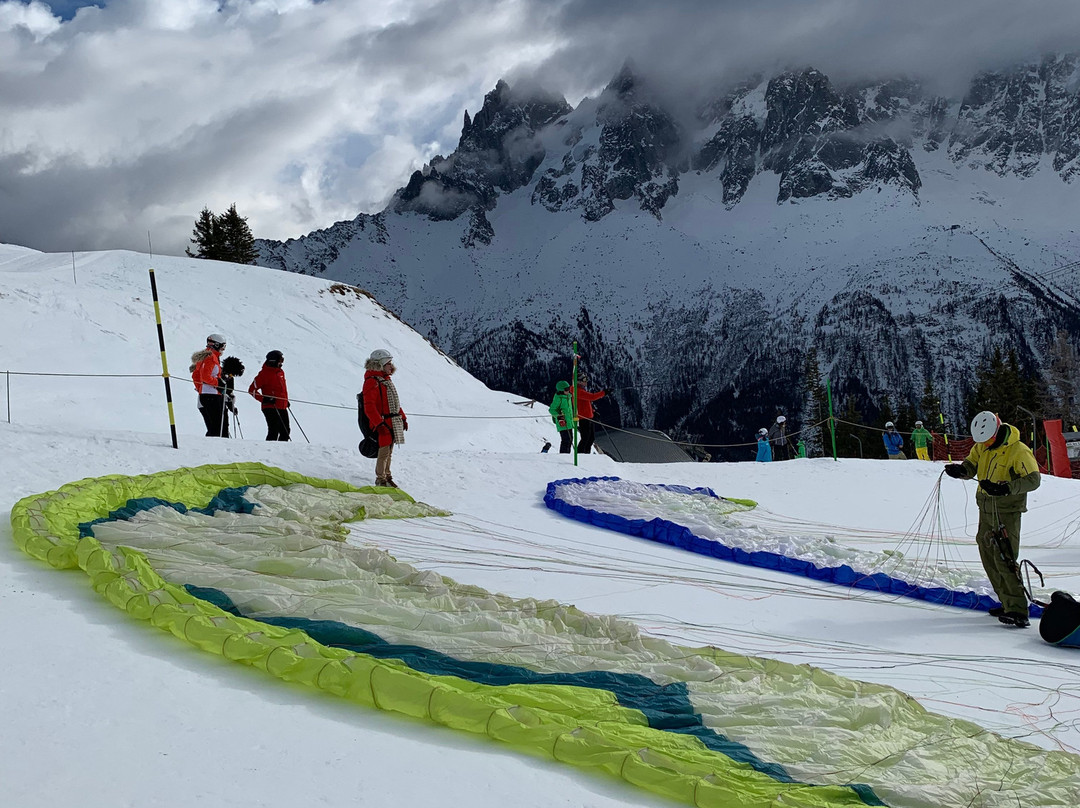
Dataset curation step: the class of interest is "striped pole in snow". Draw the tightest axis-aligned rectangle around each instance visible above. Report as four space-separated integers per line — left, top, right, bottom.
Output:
149 268 179 449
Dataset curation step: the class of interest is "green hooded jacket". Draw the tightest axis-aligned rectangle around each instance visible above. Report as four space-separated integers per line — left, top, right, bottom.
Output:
549 381 575 432
911 426 932 449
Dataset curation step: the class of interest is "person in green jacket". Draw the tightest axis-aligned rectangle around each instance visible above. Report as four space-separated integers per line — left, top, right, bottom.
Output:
911 420 933 460
944 411 1041 628
549 381 575 454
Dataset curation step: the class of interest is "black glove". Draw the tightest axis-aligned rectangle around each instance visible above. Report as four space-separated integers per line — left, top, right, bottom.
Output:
944 463 966 479
265 396 275 406
979 479 1011 496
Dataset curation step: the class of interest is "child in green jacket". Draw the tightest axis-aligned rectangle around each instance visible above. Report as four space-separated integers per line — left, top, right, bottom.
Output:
549 381 575 454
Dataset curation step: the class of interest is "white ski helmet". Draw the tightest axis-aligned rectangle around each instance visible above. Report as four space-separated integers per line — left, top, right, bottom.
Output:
776 415 786 424
757 427 768 437
206 333 226 348
368 348 393 367
885 421 895 428
915 420 923 427
970 411 1001 443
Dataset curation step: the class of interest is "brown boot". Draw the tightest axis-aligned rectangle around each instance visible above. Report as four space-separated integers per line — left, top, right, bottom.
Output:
375 476 387 487
383 476 398 488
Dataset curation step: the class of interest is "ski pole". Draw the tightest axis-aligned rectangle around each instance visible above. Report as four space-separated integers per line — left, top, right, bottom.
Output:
288 405 310 443
233 409 244 439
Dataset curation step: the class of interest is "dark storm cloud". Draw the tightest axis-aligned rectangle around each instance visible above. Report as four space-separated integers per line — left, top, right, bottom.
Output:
1 0 1079 256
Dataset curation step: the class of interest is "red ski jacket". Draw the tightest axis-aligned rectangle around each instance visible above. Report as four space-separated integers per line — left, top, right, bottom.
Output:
191 349 222 394
248 364 289 410
362 368 407 448
573 386 606 419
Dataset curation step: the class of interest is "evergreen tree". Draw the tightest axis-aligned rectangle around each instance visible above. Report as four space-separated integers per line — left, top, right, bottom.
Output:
918 377 940 424
838 398 871 459
186 207 223 259
218 203 259 265
799 348 829 457
186 204 258 264
1046 329 1080 427
877 395 897 458
967 346 1042 426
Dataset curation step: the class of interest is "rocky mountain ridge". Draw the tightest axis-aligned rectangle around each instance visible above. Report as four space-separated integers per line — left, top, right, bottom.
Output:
257 56 1080 458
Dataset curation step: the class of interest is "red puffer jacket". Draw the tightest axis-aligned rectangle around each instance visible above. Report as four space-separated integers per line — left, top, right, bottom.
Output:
191 349 222 394
362 368 407 448
248 364 289 410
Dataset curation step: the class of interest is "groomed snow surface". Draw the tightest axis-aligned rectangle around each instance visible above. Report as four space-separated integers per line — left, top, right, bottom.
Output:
2 243 1080 807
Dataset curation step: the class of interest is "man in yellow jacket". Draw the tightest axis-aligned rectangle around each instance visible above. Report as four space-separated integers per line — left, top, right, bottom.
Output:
945 411 1041 627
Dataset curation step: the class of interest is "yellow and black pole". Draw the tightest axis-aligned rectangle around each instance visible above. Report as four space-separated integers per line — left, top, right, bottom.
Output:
572 340 579 466
939 412 951 461
148 267 179 449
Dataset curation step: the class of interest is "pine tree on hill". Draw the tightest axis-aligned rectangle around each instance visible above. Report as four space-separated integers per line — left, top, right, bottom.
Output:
219 203 258 265
186 207 223 259
186 204 258 264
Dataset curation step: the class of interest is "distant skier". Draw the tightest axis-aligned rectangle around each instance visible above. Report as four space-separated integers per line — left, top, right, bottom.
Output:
911 420 933 461
248 350 290 441
883 422 906 459
573 372 607 454
361 349 408 487
944 411 1041 627
219 356 246 438
755 428 772 462
191 333 228 437
549 381 575 454
768 415 789 460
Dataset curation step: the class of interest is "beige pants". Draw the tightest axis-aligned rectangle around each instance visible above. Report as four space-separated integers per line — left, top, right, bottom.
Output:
888 452 907 460
375 444 393 483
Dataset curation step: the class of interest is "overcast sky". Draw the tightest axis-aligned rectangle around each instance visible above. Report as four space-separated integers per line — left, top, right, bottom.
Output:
3 0 1080 257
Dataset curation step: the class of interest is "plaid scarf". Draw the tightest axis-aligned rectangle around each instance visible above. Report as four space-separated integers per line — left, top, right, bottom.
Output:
384 376 405 444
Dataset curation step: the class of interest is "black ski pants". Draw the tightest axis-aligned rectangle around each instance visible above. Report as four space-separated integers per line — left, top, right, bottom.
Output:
199 393 228 438
262 408 291 441
577 419 596 454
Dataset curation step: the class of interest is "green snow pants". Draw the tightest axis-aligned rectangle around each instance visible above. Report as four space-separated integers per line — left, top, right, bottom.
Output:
975 506 1026 614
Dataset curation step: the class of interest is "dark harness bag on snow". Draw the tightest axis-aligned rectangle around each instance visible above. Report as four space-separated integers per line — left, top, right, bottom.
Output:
357 393 379 458
1039 591 1080 648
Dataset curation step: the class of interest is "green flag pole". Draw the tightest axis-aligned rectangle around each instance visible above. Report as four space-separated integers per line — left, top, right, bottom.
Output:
572 341 579 466
826 378 837 461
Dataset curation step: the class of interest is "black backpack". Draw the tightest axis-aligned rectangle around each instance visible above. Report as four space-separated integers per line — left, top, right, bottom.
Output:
357 393 379 458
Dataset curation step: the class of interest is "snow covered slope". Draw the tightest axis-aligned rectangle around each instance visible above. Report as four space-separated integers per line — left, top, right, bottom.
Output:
0 243 551 451
3 244 1080 807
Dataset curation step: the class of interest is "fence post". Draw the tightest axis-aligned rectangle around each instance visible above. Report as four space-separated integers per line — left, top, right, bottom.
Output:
5 370 9 423
571 340 579 466
826 377 837 460
148 268 179 449
939 412 951 461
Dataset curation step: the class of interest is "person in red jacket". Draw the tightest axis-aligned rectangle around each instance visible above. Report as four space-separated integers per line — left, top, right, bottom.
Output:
574 371 607 454
361 348 407 487
247 350 290 441
191 333 228 437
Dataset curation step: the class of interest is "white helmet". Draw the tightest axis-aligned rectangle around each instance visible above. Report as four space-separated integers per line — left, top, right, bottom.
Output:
368 348 393 367
915 420 923 426
885 421 895 428
970 411 1001 443
776 415 786 424
757 428 768 436
206 333 226 348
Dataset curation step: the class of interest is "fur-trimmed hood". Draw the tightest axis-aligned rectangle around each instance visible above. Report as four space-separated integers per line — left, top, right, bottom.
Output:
190 348 213 372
